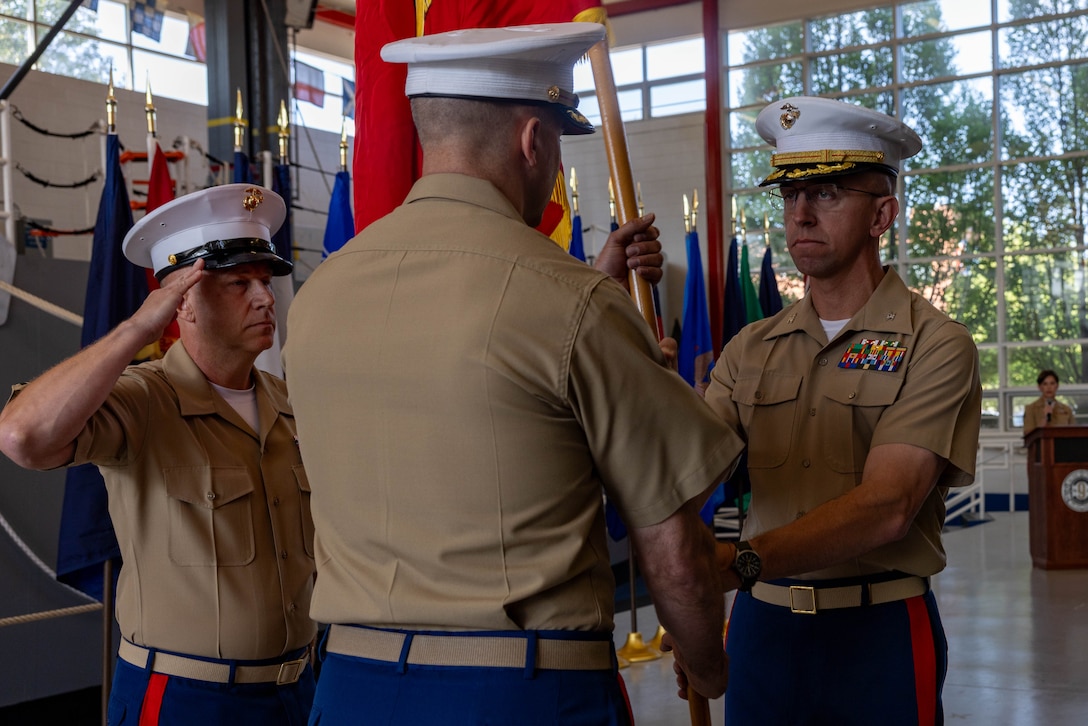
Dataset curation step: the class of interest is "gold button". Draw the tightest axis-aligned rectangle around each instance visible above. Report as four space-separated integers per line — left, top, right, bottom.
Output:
802 459 810 468
818 358 828 366
809 408 816 416
206 492 216 500
848 392 856 399
754 391 763 400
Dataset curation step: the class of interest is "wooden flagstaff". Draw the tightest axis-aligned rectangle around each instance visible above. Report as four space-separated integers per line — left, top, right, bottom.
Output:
584 27 713 726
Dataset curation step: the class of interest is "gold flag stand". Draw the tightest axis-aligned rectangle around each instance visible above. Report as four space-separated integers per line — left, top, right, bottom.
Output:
616 539 661 663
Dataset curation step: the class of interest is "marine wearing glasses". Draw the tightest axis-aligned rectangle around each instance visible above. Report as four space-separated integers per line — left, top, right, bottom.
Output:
768 182 888 211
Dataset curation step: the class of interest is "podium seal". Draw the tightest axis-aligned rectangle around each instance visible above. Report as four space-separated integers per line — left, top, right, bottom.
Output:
1060 469 1088 513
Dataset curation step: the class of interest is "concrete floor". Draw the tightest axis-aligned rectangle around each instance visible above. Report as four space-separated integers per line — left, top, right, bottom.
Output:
613 511 1088 725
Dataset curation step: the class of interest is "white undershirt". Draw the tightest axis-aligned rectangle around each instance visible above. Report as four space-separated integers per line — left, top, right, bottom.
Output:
821 318 850 341
210 381 259 432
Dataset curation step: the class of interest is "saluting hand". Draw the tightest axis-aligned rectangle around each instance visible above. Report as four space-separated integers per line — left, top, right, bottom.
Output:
594 213 663 289
129 259 205 348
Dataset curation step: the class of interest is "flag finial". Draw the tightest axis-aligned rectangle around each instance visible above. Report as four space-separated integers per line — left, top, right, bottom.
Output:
683 193 691 234
608 178 616 224
763 213 771 248
691 189 699 230
569 167 579 215
277 100 289 162
144 73 156 137
339 116 349 172
233 88 245 151
637 182 644 217
106 65 117 134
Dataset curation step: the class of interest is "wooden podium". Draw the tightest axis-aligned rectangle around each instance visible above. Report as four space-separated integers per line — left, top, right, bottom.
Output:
1025 425 1088 569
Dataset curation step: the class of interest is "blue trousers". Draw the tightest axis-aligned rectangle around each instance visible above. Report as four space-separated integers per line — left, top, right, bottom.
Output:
725 586 947 726
107 647 315 726
307 629 633 726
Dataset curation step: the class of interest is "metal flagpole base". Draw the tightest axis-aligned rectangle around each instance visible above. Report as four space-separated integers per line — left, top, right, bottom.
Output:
617 631 661 663
617 654 630 670
648 624 667 653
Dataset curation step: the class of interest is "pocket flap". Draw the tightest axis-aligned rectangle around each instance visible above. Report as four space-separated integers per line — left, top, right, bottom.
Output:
732 372 802 406
164 467 254 509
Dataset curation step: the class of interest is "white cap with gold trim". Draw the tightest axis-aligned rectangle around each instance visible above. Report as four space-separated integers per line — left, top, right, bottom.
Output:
123 184 290 281
380 22 605 135
756 96 922 186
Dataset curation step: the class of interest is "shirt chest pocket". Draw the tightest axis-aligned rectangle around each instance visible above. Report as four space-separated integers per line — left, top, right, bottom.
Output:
164 466 255 567
822 377 903 474
732 373 802 469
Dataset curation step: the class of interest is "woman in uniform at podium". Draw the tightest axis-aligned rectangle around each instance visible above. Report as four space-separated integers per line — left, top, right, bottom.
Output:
1023 369 1075 435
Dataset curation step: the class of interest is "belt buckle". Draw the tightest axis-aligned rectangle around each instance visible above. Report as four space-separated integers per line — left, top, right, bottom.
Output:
276 658 306 685
788 585 817 615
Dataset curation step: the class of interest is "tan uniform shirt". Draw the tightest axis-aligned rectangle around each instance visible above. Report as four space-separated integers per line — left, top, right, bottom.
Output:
705 268 981 580
1023 396 1075 435
284 173 742 633
66 342 315 659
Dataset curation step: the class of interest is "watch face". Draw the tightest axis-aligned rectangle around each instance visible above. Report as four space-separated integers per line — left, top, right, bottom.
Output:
735 550 761 579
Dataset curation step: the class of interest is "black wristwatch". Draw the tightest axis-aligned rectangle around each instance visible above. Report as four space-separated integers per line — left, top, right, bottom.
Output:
732 541 762 592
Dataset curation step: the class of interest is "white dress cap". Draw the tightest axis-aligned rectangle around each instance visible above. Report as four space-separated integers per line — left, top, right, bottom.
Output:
381 22 606 134
123 184 290 280
755 96 922 186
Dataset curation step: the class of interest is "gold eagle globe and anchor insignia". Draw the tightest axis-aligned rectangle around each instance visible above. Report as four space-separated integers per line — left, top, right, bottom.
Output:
243 187 264 211
779 102 801 130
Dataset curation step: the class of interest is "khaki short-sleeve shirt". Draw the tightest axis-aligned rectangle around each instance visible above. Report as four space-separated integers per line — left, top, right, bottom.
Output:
705 269 981 579
284 174 742 632
62 342 315 659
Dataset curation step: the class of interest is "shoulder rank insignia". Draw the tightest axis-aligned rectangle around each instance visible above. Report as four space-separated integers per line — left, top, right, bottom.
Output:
839 338 907 372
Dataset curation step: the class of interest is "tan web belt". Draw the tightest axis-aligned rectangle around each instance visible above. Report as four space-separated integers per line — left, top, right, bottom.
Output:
118 640 309 685
751 575 929 615
326 624 614 671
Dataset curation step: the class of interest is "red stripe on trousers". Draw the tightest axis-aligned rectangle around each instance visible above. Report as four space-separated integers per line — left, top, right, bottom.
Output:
906 596 937 726
617 672 635 725
138 672 168 726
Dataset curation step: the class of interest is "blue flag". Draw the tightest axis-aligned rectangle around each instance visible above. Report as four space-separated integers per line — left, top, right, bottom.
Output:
55 134 143 600
759 246 784 316
271 164 293 261
322 170 354 257
722 237 746 344
716 237 750 526
232 149 252 184
568 212 586 262
678 229 713 388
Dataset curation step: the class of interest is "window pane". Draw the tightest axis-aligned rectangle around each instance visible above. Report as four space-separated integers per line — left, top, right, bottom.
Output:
650 80 704 117
998 0 1088 24
610 47 643 87
1000 64 1088 160
901 31 992 82
573 57 594 93
34 28 124 86
0 16 29 65
999 14 1088 69
902 78 993 172
901 0 992 36
1004 252 1088 344
811 47 894 95
978 349 998 391
728 60 803 108
1003 160 1088 253
576 89 643 126
647 37 703 81
906 169 996 257
1008 344 1087 388
729 107 762 150
729 149 772 190
909 256 996 344
727 21 801 66
0 2 28 19
36 0 126 42
808 8 893 53
134 49 206 105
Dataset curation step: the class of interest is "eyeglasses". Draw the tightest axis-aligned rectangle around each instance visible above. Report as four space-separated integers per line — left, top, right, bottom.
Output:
768 183 888 212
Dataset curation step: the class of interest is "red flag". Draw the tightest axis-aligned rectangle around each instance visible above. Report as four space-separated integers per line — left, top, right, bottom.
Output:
145 143 179 354
353 1 602 233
